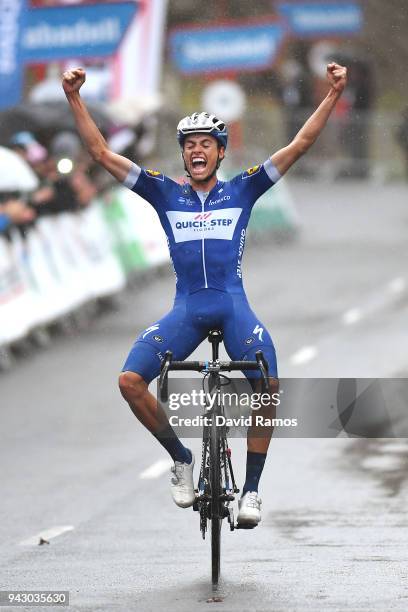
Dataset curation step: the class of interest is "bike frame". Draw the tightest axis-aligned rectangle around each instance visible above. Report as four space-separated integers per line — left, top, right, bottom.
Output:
159 330 269 587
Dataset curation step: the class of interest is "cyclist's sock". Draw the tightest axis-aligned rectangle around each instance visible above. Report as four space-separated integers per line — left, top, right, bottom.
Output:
242 451 267 495
153 423 192 464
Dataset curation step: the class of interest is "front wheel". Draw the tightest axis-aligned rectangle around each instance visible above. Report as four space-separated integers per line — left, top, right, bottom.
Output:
210 415 222 586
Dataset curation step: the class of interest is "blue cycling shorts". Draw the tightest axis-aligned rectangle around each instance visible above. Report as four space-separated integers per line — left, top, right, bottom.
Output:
122 289 277 384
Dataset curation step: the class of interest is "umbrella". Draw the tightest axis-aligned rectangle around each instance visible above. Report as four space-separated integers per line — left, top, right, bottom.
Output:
0 147 39 192
0 101 115 146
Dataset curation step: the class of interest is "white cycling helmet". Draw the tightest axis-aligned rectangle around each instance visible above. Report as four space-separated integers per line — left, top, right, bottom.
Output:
177 112 228 149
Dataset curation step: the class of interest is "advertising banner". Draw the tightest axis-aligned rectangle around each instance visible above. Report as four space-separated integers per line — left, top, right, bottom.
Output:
170 21 286 75
277 2 362 37
21 2 138 62
0 0 27 109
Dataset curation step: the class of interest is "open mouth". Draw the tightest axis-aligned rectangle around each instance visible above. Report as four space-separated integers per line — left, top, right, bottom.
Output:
191 157 207 172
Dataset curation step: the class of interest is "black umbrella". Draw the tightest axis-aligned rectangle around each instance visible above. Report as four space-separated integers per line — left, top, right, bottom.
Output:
0 101 115 146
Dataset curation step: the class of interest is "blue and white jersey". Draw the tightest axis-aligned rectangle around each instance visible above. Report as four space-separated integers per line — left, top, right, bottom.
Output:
123 160 280 296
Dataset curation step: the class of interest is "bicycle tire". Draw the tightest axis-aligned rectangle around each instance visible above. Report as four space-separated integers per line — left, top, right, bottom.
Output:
210 412 222 586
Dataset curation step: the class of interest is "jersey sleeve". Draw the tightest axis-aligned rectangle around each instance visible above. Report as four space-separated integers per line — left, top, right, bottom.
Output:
234 158 281 204
122 162 169 210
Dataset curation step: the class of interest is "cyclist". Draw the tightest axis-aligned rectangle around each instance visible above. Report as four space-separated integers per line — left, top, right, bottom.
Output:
62 62 347 526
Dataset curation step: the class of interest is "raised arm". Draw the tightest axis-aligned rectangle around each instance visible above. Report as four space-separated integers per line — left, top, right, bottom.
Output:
271 62 347 176
62 68 132 183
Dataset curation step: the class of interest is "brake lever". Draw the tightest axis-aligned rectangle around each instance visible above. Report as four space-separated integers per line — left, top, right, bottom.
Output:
159 350 172 402
255 350 270 393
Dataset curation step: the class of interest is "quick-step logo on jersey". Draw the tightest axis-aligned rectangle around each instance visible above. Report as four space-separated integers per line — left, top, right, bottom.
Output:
242 164 261 179
144 169 164 181
166 208 243 243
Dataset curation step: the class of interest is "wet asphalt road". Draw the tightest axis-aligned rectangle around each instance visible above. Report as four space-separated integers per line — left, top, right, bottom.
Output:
0 179 408 611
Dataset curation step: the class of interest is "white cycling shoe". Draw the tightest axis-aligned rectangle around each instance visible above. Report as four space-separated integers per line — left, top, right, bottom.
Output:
237 491 262 527
170 452 195 508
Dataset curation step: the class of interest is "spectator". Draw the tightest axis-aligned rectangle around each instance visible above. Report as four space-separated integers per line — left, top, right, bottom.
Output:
10 132 58 214
336 56 375 179
279 43 315 176
9 132 48 166
30 155 82 215
10 131 83 215
281 58 314 142
50 131 97 206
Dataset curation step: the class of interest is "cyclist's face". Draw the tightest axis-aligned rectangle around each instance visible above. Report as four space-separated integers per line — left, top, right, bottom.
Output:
183 135 225 182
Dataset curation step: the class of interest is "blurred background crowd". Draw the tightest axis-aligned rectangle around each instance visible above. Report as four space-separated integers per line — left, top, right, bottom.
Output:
1 0 408 235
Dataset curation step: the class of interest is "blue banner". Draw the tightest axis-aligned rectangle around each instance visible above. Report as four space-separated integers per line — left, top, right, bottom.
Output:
0 0 27 109
21 2 138 62
170 22 286 75
278 2 362 37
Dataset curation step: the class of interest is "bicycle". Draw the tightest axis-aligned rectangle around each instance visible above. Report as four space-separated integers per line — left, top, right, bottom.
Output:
159 329 269 587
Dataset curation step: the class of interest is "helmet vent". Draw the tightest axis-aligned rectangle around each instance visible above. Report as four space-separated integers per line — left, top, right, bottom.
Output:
177 112 228 149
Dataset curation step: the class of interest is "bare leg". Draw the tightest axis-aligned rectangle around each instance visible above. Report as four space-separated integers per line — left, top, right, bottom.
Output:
240 377 279 499
118 371 170 434
118 371 191 465
247 377 279 453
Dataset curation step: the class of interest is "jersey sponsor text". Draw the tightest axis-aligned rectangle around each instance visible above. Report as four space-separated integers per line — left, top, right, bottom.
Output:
166 208 242 243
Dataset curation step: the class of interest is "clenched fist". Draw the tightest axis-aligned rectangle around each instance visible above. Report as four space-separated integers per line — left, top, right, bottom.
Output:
326 62 347 94
62 68 86 95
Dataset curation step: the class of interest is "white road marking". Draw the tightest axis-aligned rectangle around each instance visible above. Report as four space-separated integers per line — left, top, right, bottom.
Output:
342 277 407 324
19 525 74 546
342 307 362 325
339 277 406 327
139 459 172 480
290 346 318 365
360 455 404 472
379 442 408 454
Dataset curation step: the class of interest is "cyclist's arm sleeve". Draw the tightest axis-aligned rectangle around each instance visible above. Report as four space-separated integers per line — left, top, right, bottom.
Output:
122 162 167 210
123 162 142 190
234 159 281 204
263 158 282 187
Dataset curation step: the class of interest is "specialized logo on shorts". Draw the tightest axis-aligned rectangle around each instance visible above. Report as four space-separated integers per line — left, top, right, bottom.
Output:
166 208 242 243
242 165 261 179
142 324 160 339
144 169 164 181
245 337 254 345
253 325 263 341
153 335 163 343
